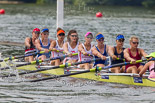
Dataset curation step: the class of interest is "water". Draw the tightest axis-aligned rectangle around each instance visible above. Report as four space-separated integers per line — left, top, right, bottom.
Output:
0 4 155 103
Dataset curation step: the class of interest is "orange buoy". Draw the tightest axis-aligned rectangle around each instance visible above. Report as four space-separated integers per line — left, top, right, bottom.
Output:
0 9 5 14
96 12 102 18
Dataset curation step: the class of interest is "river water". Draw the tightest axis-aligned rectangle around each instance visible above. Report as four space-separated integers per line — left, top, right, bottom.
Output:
0 4 155 103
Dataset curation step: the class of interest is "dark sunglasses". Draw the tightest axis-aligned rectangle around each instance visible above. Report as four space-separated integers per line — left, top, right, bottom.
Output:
59 33 65 36
70 35 78 37
98 38 104 41
87 36 93 39
34 31 40 34
43 32 49 35
132 42 139 44
118 39 124 42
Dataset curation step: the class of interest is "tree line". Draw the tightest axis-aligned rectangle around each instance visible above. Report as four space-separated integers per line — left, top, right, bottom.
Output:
8 0 155 8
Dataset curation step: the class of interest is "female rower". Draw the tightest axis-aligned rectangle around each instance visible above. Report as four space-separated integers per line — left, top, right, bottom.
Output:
139 52 155 78
109 34 125 73
124 36 148 74
78 32 94 70
50 28 65 66
63 30 81 63
25 28 40 62
92 33 109 68
35 28 53 60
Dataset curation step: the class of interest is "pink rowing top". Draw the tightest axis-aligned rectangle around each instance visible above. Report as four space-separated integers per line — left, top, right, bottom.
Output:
149 62 155 78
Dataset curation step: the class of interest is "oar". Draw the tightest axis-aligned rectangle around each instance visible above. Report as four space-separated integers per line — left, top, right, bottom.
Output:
0 49 66 62
1 58 101 78
0 53 78 70
27 58 155 82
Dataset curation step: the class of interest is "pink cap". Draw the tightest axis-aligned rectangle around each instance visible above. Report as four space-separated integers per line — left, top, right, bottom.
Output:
85 32 92 37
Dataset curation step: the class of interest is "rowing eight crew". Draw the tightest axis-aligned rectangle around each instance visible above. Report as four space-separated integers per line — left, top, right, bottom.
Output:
25 27 155 78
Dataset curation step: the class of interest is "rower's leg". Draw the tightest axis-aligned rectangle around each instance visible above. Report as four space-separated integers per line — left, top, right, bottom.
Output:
55 59 61 66
111 67 121 73
84 63 89 70
126 66 138 73
137 65 144 73
29 56 34 62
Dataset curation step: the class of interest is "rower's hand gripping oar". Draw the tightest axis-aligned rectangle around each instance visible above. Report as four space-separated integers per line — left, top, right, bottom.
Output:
27 58 155 82
0 58 102 78
0 53 78 70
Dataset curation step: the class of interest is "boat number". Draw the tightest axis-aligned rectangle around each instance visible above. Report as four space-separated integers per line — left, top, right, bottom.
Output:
133 77 143 83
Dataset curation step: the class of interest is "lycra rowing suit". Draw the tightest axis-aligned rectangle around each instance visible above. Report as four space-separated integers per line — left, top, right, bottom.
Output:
25 38 36 54
78 43 93 61
63 42 79 63
51 40 64 58
94 44 108 66
149 62 155 78
37 38 50 58
125 48 141 71
111 46 125 64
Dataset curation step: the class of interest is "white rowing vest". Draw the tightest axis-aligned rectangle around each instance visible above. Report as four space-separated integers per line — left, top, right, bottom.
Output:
78 43 93 61
51 40 64 57
66 42 79 60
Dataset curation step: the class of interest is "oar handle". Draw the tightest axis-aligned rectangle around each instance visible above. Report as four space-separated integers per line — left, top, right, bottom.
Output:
116 58 125 61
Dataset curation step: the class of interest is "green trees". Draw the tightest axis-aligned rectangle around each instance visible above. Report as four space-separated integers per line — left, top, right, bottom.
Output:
11 0 155 8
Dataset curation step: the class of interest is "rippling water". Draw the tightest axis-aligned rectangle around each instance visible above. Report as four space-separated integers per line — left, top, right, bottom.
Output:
0 4 155 103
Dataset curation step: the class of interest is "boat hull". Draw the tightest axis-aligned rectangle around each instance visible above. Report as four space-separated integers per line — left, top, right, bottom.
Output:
1 62 155 87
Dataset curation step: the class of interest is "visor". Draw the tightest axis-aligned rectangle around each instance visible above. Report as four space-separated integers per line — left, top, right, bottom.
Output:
116 35 125 40
57 30 65 35
85 32 92 37
33 28 40 32
41 28 49 33
96 34 104 40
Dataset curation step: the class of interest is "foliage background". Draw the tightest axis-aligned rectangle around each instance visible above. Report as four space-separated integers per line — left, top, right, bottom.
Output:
6 0 155 8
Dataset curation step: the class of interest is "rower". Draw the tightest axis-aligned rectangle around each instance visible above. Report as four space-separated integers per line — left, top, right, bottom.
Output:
78 32 94 70
92 33 110 68
25 28 40 62
124 36 148 74
109 34 125 73
63 30 81 63
50 28 65 66
35 28 53 60
139 52 155 78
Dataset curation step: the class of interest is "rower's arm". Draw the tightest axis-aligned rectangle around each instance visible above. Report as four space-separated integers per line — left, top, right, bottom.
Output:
140 48 148 58
49 40 56 51
124 48 133 61
35 39 43 51
63 42 69 54
25 37 31 48
139 62 150 77
78 44 86 54
91 46 103 58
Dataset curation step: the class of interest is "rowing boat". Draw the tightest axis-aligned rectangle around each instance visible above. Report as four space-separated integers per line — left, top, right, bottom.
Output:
0 61 155 87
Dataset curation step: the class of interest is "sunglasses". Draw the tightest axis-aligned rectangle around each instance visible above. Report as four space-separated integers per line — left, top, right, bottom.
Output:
98 38 104 41
87 36 93 39
34 31 40 34
43 32 49 35
118 39 124 42
132 42 139 44
70 35 78 37
59 33 65 36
